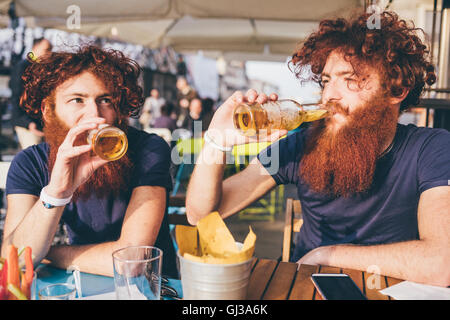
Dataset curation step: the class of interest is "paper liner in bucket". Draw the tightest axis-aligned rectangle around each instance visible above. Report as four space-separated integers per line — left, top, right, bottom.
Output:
175 212 256 299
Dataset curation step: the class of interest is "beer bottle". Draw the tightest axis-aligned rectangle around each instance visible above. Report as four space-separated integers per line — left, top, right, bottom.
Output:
233 99 328 136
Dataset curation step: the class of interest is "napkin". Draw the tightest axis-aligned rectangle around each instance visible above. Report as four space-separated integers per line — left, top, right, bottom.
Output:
77 291 116 300
380 281 450 300
77 285 147 300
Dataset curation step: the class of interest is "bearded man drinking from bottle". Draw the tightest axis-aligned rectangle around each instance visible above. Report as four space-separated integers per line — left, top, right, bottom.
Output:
186 11 450 287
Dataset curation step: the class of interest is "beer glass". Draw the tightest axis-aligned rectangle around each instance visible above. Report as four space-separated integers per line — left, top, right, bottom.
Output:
87 124 128 161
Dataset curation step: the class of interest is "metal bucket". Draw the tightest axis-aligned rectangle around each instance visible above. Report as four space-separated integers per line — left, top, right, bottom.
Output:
177 244 254 300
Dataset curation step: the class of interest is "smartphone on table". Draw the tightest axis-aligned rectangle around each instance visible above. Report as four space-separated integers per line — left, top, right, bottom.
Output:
311 273 367 300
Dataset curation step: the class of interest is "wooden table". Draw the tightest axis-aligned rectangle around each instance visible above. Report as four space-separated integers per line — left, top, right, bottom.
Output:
247 258 403 300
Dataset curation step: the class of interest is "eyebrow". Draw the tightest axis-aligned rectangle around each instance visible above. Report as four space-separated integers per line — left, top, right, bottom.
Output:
321 71 355 78
63 92 112 98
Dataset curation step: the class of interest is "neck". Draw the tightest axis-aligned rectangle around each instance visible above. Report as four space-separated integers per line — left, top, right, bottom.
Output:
379 104 400 158
378 120 399 159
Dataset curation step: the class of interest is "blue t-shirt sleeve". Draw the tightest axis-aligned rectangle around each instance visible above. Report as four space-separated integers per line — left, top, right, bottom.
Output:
417 129 450 194
131 134 173 191
257 131 303 185
6 146 48 196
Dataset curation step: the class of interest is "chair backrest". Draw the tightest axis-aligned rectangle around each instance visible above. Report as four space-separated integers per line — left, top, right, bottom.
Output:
231 141 272 167
168 194 186 207
0 161 11 190
144 128 172 144
167 195 190 226
176 137 204 156
282 198 303 262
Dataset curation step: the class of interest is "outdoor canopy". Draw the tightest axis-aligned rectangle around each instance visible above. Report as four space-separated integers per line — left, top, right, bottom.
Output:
0 0 363 61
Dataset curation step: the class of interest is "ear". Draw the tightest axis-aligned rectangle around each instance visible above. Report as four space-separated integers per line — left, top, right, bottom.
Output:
41 98 50 122
388 88 409 105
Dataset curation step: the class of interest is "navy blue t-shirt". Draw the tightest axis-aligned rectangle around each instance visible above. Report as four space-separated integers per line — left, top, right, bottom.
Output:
6 126 178 277
258 124 450 262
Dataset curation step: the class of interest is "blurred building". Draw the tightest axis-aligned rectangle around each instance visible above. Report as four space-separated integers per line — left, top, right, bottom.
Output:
217 60 248 105
248 79 279 98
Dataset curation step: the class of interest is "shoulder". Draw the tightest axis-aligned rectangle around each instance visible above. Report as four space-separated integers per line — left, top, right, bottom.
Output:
257 128 308 183
128 127 170 162
129 126 169 148
401 123 450 143
281 128 308 149
260 128 307 160
399 124 450 153
6 143 49 195
10 143 48 169
400 124 450 193
127 127 172 189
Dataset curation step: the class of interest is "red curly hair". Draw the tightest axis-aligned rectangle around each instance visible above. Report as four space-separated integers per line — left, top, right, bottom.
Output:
20 45 144 120
290 11 436 111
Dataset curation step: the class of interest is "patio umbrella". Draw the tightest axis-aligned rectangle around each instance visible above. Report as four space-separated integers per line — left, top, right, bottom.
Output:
0 0 362 61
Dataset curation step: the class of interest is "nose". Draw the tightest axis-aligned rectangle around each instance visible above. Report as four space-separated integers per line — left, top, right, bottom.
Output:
84 99 100 118
321 81 342 105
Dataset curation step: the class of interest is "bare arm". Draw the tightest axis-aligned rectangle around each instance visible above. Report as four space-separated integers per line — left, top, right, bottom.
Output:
186 90 286 225
2 118 113 264
298 186 450 287
45 186 166 277
186 152 277 224
1 194 64 263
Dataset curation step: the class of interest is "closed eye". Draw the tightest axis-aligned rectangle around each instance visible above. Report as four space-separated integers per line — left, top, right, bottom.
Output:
320 79 329 88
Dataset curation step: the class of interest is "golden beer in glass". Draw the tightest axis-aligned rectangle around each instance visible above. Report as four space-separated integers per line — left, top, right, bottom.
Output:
87 125 128 161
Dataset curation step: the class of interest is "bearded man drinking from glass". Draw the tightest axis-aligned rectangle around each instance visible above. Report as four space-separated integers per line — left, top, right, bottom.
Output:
2 46 178 278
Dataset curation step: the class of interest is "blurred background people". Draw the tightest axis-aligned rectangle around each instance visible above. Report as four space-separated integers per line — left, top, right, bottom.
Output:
153 102 177 133
181 97 203 136
175 76 197 127
176 54 187 77
140 88 165 130
9 38 52 149
201 97 215 131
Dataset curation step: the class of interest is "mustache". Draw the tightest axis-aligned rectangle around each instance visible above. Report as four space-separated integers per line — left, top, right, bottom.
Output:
323 101 350 116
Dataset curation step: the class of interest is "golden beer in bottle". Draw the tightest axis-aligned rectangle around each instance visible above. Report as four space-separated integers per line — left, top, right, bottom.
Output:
233 99 328 136
87 124 128 161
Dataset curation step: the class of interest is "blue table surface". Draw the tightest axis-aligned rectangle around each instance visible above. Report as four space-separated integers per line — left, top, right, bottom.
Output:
35 265 182 300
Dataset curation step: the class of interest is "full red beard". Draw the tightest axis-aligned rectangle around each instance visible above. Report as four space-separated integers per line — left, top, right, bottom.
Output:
43 108 133 202
299 90 398 198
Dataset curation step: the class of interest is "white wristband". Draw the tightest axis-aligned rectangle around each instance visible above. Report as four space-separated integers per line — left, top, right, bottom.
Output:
40 186 73 208
204 131 233 152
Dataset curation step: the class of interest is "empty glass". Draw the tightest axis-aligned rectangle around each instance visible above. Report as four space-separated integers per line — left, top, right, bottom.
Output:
112 246 162 300
38 283 76 300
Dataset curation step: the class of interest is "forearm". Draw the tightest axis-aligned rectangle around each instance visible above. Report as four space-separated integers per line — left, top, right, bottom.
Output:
186 143 227 224
47 186 167 277
323 240 449 287
185 89 284 224
2 200 64 264
218 166 277 218
46 241 121 277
